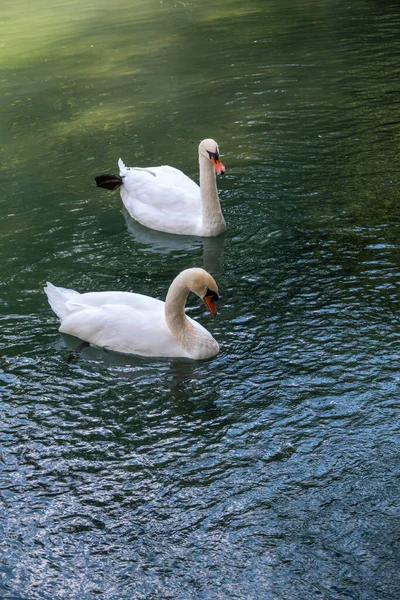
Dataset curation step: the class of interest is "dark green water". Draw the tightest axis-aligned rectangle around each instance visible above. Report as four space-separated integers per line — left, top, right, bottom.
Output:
1 0 399 598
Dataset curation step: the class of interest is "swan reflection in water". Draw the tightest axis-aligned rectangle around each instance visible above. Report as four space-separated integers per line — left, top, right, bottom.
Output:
122 206 226 278
59 333 222 418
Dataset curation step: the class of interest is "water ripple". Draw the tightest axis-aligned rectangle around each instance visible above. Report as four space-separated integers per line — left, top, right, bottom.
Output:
1 0 400 598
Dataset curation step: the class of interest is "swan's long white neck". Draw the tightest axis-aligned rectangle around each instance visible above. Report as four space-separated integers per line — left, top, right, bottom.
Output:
165 276 197 351
199 154 226 235
164 271 218 359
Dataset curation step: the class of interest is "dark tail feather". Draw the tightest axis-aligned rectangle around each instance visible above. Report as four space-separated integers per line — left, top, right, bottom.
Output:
95 173 123 191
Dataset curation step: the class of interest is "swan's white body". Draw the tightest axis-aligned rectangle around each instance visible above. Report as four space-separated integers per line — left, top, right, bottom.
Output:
44 268 220 360
116 139 226 237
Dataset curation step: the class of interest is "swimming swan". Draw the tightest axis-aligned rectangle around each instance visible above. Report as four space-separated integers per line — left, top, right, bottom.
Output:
95 139 226 237
44 268 220 359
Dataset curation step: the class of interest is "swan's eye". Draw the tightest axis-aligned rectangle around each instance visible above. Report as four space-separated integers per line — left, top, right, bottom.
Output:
207 150 219 161
204 288 219 302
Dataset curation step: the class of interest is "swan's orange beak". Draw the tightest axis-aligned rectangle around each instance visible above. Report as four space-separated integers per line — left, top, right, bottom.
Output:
204 295 218 315
211 156 226 175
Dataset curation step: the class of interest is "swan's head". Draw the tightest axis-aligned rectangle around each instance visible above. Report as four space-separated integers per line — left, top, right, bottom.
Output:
199 139 226 175
185 267 219 315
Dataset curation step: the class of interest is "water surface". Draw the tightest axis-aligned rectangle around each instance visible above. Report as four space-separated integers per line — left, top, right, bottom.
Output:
1 1 399 598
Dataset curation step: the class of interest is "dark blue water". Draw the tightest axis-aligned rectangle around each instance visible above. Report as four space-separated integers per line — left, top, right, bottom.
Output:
1 0 399 598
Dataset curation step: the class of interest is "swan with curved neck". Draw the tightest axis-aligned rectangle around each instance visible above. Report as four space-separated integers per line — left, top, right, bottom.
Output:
44 268 220 359
95 139 227 237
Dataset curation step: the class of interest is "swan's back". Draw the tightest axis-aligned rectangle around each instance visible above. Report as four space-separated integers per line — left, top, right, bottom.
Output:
120 166 203 235
45 283 188 357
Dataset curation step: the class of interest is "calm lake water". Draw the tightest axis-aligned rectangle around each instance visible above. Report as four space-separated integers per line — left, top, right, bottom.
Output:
1 0 399 598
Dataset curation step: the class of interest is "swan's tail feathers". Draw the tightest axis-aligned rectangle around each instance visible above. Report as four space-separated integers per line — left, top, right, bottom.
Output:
118 158 128 176
44 282 80 321
95 173 123 191
118 158 157 178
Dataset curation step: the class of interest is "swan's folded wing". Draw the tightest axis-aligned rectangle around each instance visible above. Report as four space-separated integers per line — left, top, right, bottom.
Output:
59 303 185 357
65 291 161 312
122 166 201 213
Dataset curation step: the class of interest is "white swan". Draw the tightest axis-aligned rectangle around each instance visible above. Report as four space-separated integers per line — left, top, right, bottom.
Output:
44 268 220 359
95 139 226 237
